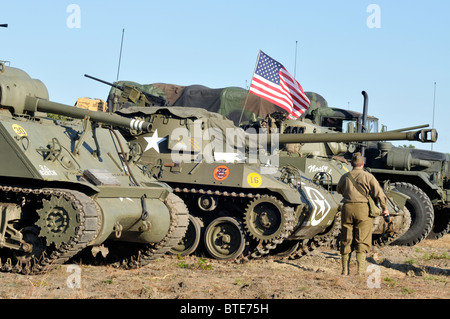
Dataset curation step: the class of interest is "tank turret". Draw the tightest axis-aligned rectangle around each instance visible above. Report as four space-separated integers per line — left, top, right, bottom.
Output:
0 63 188 274
0 66 152 132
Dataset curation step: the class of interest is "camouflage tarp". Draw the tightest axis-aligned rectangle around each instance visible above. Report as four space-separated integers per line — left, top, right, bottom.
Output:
106 80 327 126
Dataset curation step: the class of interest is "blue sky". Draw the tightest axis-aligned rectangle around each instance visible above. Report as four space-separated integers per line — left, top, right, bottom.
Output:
2 0 449 153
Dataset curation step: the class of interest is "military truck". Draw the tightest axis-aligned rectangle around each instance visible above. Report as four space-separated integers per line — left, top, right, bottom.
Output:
0 63 189 274
300 91 450 245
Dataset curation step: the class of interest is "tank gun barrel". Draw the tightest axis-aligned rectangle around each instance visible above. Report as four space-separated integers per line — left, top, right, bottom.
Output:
387 124 429 133
0 64 152 131
25 96 153 132
266 129 438 145
84 74 124 91
85 74 168 106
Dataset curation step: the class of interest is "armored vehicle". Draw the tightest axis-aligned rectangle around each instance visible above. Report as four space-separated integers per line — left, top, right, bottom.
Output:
95 74 449 246
301 91 449 245
113 106 436 260
0 64 188 274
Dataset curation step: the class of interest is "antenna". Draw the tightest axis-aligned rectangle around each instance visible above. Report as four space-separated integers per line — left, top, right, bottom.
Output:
116 28 125 82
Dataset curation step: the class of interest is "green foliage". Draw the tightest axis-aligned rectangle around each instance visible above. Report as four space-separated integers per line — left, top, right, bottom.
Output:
177 257 213 270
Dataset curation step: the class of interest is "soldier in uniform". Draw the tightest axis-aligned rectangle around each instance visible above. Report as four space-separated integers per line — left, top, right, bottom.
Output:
337 152 389 275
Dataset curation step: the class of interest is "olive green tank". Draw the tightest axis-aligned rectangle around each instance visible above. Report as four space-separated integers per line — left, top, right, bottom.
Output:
0 64 189 274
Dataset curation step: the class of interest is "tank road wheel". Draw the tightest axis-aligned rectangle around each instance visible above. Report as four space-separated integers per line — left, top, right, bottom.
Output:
243 196 296 259
204 216 247 260
169 214 202 256
0 186 102 275
427 207 450 240
391 182 434 246
11 226 45 272
244 195 291 242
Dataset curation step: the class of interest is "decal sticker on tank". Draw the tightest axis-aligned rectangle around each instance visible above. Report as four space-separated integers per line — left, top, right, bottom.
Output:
302 185 331 226
143 129 166 153
12 124 27 137
307 164 332 175
213 165 230 181
247 172 262 188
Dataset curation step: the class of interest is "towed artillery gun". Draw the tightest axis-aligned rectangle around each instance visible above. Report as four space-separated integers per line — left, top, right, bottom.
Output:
0 64 189 274
113 105 437 260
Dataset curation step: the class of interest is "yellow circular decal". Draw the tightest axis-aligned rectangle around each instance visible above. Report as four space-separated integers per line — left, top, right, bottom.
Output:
247 172 262 188
12 124 27 137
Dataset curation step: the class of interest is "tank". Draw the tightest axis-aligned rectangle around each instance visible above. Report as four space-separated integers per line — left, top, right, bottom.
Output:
298 91 450 245
89 72 447 247
113 105 436 260
0 63 189 274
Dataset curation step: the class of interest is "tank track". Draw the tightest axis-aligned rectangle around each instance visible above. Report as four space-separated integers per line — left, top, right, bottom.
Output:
372 206 412 247
287 210 342 259
0 184 102 275
329 207 412 251
103 193 189 269
173 187 296 260
244 197 296 261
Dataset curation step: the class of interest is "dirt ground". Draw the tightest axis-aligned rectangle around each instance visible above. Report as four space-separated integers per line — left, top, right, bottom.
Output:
0 235 448 301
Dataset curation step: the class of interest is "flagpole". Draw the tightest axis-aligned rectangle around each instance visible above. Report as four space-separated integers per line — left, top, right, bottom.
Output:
239 50 261 125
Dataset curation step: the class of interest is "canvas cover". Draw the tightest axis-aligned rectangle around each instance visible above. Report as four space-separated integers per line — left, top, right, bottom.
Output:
116 106 248 155
107 81 300 125
106 79 327 126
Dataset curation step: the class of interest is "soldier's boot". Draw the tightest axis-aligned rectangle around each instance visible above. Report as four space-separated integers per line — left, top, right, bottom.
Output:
356 252 366 275
341 253 351 275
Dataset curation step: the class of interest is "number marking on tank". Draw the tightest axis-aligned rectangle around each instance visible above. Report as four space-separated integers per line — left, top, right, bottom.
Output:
38 164 58 176
247 172 262 188
12 124 28 137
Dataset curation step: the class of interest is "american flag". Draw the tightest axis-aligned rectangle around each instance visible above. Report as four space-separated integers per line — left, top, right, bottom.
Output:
249 50 310 119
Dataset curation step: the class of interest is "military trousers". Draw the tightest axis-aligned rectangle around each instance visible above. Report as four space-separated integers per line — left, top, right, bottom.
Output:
340 202 373 255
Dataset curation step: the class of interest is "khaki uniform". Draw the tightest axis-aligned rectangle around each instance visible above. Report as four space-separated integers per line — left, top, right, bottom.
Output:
337 166 387 274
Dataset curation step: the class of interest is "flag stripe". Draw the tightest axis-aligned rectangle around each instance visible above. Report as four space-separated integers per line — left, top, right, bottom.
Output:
250 85 293 113
249 74 294 111
249 51 310 118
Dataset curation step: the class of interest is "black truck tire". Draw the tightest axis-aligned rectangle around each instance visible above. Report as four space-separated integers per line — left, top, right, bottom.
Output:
391 182 434 246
